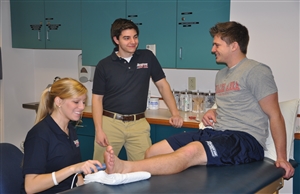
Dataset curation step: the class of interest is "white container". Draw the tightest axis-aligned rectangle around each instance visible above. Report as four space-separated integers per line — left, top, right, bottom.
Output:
149 98 159 110
78 54 95 83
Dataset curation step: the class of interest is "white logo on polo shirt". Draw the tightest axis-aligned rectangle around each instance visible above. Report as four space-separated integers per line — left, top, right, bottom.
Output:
74 139 80 147
137 63 148 69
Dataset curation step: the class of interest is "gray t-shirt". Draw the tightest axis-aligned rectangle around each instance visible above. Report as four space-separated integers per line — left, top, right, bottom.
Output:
214 58 277 149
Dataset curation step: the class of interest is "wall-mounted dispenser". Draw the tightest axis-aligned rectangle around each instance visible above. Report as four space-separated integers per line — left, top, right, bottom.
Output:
78 54 95 83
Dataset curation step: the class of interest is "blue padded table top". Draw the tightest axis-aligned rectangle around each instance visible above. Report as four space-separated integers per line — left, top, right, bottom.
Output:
60 158 297 194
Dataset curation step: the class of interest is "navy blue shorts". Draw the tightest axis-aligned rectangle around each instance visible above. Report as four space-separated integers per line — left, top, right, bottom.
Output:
166 128 264 166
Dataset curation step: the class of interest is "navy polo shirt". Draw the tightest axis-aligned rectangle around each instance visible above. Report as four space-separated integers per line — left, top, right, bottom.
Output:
92 48 166 114
22 115 81 194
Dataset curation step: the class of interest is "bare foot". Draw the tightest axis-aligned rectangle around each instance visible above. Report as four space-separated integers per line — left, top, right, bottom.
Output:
104 145 125 174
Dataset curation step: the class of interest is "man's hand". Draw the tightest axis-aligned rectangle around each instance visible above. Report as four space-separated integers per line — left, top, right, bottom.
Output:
202 109 217 127
95 130 109 147
169 115 183 128
275 159 295 179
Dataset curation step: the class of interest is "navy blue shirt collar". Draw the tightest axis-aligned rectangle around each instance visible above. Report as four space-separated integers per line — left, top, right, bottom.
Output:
111 47 141 61
44 114 74 138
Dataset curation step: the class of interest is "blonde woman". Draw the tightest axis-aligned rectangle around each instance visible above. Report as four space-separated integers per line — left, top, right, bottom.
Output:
22 78 103 194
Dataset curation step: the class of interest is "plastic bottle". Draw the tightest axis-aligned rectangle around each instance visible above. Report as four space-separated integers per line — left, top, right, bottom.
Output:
173 89 180 110
188 91 193 112
183 89 189 112
147 90 151 109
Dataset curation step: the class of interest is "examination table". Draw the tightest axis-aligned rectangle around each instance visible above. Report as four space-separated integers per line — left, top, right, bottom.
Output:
60 158 297 194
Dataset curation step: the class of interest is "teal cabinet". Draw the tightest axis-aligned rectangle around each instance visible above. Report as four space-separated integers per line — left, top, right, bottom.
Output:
81 0 126 66
294 138 300 193
10 0 81 49
10 0 45 48
176 0 230 69
11 0 230 68
75 118 95 161
82 0 176 67
81 0 230 69
126 0 177 68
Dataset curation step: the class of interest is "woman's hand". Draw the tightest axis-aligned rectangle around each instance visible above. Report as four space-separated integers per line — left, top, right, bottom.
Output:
72 160 103 174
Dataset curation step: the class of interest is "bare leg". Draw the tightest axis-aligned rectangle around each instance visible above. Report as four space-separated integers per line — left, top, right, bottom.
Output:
145 139 174 158
105 141 207 175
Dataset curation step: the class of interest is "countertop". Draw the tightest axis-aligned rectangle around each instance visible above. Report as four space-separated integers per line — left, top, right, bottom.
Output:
21 102 200 128
22 102 39 112
82 106 201 129
22 102 300 134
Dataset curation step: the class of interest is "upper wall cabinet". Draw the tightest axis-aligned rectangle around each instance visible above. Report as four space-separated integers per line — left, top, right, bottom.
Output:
11 0 230 69
81 0 230 69
81 0 126 66
10 0 81 49
176 0 230 69
127 0 177 68
82 0 176 67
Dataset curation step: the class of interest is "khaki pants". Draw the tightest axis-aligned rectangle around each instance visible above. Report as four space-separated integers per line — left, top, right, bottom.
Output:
93 116 151 162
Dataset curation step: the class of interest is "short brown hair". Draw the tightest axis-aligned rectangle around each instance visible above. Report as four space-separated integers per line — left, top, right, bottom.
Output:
210 21 249 54
111 18 139 47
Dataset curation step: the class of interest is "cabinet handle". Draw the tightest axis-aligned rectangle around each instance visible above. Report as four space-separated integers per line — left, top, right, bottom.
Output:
46 30 50 41
127 15 138 18
37 31 41 41
76 125 84 128
179 47 182 59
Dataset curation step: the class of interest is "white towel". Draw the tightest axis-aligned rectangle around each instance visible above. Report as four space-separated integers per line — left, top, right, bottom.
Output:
199 122 214 129
84 171 151 185
199 104 217 130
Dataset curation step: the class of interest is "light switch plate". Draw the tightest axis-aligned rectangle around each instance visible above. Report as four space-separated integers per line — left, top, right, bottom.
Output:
188 77 196 90
146 44 156 56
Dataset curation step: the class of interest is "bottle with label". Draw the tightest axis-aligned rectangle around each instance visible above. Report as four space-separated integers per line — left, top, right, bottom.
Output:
179 91 185 111
192 91 205 113
187 91 193 112
183 89 189 112
204 91 215 111
149 97 159 110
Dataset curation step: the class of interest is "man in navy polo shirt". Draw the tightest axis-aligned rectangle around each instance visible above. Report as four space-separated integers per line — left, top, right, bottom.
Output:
92 18 183 162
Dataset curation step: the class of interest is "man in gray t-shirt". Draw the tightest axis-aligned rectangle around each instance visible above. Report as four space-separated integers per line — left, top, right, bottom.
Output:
202 21 293 179
214 58 277 149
